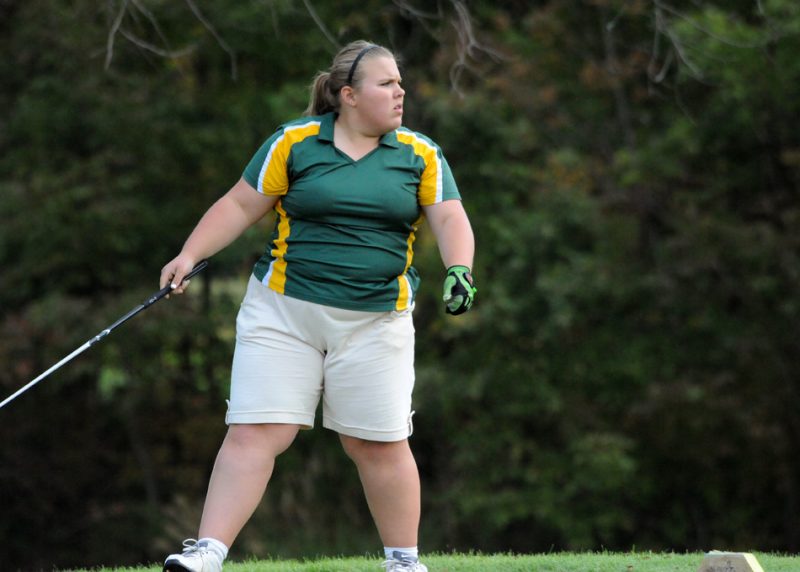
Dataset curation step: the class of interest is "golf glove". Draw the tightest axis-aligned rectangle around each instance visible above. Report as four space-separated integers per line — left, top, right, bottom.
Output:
443 265 476 315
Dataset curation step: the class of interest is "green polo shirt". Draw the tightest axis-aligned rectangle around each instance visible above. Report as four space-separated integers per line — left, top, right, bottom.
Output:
242 112 461 312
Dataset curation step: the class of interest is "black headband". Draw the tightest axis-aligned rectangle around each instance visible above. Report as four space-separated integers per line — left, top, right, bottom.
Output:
346 45 378 85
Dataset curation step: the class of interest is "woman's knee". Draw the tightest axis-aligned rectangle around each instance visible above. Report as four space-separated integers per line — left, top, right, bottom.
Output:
340 435 410 464
225 423 300 457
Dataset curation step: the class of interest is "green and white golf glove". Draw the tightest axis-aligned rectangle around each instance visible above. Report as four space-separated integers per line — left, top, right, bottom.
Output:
443 265 476 315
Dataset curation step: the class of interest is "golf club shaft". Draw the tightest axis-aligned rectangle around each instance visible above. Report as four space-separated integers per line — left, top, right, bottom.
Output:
104 259 210 333
0 260 209 410
0 340 94 409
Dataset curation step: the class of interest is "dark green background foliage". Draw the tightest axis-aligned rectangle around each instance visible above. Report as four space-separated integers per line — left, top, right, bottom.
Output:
2 1 800 569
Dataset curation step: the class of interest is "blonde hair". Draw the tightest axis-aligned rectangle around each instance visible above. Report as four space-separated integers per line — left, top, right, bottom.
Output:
304 40 395 116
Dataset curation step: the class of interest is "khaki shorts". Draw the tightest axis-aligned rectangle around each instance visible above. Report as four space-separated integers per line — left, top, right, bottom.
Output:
226 275 416 442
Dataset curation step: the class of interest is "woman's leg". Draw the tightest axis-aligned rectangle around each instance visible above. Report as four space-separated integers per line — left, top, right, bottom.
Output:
339 435 421 547
198 423 300 547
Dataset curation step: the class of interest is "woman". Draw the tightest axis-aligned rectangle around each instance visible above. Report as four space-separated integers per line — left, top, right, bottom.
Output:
160 40 476 572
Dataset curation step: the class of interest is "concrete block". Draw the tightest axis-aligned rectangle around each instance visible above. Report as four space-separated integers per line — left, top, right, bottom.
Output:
697 551 765 572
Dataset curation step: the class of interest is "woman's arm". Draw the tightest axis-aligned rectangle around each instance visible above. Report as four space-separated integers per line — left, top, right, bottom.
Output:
160 177 279 292
423 199 477 315
422 199 475 269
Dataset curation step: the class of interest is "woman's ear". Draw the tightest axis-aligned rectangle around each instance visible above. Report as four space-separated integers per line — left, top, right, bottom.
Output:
340 85 357 108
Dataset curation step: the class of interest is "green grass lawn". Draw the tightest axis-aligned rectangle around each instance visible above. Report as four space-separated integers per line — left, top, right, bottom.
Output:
68 551 799 572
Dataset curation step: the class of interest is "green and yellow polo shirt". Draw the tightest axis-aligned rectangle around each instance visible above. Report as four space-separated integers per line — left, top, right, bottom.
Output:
242 112 461 312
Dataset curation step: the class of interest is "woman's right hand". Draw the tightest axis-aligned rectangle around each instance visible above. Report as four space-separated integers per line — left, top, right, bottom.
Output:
160 254 198 295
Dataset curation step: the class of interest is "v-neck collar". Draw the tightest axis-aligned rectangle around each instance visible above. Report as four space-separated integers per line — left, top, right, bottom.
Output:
318 112 400 152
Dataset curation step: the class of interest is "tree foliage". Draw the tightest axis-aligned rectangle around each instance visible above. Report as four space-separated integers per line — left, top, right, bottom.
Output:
2 1 800 569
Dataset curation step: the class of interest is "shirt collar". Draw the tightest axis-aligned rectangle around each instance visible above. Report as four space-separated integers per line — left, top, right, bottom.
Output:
379 129 399 148
318 112 336 143
318 112 400 149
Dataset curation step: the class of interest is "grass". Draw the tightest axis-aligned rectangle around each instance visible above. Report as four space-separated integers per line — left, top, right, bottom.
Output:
68 551 800 572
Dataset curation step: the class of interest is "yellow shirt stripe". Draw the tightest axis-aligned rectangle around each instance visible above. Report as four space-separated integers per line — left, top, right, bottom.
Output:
264 200 292 293
395 214 423 310
396 131 444 206
257 121 321 196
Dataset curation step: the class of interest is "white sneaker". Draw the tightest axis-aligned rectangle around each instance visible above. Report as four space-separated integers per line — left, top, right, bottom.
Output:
163 539 223 572
381 552 428 571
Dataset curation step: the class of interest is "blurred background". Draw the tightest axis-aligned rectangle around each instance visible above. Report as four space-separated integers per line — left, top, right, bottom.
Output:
2 0 800 569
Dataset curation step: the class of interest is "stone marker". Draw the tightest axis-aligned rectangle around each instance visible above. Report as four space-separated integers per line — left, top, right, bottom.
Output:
697 551 765 572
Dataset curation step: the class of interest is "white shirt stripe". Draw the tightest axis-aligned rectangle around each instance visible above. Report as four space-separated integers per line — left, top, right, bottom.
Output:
256 121 321 194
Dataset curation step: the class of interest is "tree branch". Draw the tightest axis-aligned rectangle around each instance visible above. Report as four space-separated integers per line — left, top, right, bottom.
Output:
129 0 173 53
120 29 196 59
448 0 503 95
654 4 704 81
392 0 441 20
105 0 129 71
184 0 237 80
301 0 340 51
654 0 766 49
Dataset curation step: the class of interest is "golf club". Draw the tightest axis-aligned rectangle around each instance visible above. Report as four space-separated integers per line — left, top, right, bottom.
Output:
0 260 209 410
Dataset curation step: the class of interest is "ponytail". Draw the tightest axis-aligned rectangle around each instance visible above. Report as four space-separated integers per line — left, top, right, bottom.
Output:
305 71 338 116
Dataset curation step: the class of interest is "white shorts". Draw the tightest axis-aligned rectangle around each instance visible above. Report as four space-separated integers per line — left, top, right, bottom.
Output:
226 275 416 442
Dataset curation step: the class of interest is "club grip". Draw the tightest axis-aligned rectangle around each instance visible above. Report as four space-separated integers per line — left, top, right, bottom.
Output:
148 260 210 306
183 259 209 281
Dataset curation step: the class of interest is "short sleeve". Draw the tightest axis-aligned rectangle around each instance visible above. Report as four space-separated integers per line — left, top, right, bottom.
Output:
396 129 461 206
417 144 460 206
242 128 290 196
